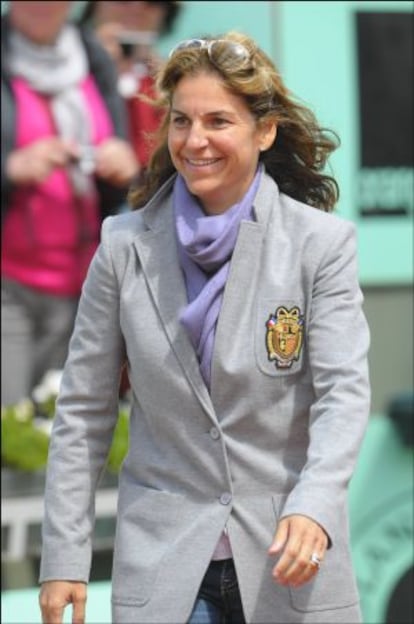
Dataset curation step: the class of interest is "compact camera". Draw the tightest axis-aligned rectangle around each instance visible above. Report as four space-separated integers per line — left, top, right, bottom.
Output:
118 30 156 59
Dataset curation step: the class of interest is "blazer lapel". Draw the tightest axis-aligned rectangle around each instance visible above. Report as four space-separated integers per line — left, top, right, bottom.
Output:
133 197 216 421
210 220 264 392
210 173 277 399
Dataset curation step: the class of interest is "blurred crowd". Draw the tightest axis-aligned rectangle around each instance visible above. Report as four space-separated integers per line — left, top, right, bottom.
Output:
1 1 182 406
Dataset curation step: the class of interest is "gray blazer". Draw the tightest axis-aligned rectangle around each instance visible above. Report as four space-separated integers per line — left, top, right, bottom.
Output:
40 172 371 623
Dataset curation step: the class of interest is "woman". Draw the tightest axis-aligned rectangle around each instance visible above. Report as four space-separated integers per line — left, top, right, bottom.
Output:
81 1 182 169
1 1 138 405
39 32 370 624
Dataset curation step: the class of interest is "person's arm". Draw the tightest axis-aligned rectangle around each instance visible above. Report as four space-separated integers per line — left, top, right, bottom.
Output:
80 26 140 215
80 25 128 141
269 220 370 585
5 137 78 185
39 217 126 616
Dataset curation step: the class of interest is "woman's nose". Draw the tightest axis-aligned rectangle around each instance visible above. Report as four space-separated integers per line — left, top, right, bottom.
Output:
185 123 209 149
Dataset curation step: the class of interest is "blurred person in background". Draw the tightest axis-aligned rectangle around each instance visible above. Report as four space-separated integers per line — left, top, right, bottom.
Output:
80 0 182 172
39 31 370 624
80 1 183 399
1 0 139 406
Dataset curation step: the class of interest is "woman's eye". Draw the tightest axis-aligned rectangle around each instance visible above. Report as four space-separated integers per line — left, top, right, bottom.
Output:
171 116 188 128
210 117 229 128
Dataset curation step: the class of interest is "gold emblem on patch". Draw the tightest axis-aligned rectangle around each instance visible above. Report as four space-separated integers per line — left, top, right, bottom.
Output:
266 306 304 369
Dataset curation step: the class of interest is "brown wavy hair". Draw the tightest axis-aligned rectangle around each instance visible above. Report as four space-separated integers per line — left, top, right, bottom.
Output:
129 31 340 212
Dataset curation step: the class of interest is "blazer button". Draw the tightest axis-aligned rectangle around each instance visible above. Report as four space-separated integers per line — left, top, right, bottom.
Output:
220 492 232 505
209 427 220 440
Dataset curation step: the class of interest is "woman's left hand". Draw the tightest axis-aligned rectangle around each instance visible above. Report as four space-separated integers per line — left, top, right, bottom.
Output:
94 138 140 187
268 514 329 587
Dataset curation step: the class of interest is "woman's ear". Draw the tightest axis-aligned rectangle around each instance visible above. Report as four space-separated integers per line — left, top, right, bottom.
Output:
259 120 277 151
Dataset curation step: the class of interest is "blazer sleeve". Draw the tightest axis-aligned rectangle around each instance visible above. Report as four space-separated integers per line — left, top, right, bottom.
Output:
280 220 371 546
39 217 125 582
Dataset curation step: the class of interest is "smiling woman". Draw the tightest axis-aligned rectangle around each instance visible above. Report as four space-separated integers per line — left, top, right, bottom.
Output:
131 32 340 213
39 29 370 624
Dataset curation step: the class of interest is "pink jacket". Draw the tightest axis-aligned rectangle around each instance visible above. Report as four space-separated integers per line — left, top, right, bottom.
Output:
2 75 113 296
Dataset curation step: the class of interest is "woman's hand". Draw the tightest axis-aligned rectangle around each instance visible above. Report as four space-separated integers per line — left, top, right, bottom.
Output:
39 580 87 624
94 21 136 75
268 514 329 587
6 138 77 185
94 137 140 187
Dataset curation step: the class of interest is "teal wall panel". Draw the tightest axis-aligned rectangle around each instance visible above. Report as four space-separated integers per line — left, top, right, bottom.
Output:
161 1 413 285
279 0 413 285
158 0 276 58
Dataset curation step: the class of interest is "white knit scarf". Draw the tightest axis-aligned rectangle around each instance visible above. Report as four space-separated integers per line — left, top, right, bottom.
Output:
8 24 93 196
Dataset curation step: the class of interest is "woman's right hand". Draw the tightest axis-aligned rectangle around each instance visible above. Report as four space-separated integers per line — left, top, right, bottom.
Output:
6 138 77 186
39 580 87 624
94 22 125 65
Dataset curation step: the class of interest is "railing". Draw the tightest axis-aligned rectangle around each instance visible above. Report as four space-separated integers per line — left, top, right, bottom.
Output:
1 470 118 589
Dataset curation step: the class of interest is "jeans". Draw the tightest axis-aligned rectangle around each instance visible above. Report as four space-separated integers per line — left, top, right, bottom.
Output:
188 559 246 624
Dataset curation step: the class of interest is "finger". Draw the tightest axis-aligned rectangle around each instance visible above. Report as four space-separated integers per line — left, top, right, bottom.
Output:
272 538 302 584
271 518 317 584
290 546 326 588
272 523 304 585
287 533 328 587
41 605 64 624
72 596 86 624
290 560 320 588
268 517 289 555
287 546 319 587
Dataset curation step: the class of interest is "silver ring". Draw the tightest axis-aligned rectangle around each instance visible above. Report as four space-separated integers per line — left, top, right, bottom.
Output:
310 553 321 568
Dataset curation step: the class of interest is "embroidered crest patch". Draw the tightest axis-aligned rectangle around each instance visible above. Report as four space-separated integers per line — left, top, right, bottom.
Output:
266 306 304 369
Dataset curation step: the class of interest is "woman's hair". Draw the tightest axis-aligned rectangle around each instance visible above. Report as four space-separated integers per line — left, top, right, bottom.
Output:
130 31 340 212
79 1 181 36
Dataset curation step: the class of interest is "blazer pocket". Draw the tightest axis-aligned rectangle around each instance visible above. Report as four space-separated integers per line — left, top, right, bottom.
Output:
111 486 185 606
256 298 306 377
271 496 359 612
288 540 360 612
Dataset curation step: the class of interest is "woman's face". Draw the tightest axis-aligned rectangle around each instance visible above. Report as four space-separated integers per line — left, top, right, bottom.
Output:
168 71 276 215
9 1 72 45
94 1 167 33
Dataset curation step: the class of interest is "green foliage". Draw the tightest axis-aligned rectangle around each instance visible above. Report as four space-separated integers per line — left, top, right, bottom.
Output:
107 408 130 474
1 402 49 471
1 399 129 473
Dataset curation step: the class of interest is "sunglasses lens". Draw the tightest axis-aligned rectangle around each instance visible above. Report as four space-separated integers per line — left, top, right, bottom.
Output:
169 39 205 57
169 39 251 71
209 41 250 70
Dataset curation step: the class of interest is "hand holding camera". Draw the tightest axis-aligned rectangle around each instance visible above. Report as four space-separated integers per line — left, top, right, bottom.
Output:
95 22 156 68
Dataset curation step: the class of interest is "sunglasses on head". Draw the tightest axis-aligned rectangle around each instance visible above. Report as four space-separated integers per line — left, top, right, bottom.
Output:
168 38 252 72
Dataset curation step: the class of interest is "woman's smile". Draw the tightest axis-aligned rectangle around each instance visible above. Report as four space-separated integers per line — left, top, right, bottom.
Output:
185 157 221 167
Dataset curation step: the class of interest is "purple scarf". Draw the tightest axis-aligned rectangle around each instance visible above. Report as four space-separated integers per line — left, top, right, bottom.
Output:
173 166 262 387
